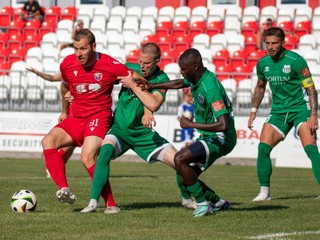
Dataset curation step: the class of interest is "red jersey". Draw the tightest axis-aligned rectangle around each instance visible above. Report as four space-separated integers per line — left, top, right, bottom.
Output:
60 52 131 118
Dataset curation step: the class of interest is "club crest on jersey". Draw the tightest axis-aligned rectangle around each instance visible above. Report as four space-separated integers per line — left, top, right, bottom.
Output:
198 94 204 104
94 73 103 81
282 65 291 74
264 66 269 72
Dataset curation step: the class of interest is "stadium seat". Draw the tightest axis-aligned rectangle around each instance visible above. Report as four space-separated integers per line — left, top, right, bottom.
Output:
141 34 158 46
213 49 230 67
7 19 25 36
23 19 41 35
39 20 57 38
25 46 42 65
159 50 177 70
40 32 58 49
236 78 253 108
260 6 277 24
0 48 9 62
106 20 123 35
94 33 108 51
45 6 61 24
242 21 259 37
207 5 225 22
233 63 252 84
284 34 298 50
158 35 174 52
199 48 213 66
244 33 258 52
111 48 126 63
277 7 295 24
59 47 74 63
0 6 14 27
210 33 227 55
56 19 73 36
215 64 233 80
298 34 316 51
123 34 140 55
189 21 206 39
141 6 158 22
303 50 320 66
192 33 210 50
126 49 140 63
278 21 294 34
230 49 248 69
158 6 174 23
224 19 241 36
156 21 172 37
110 5 126 21
90 19 106 35
77 7 94 28
226 34 244 56
42 48 59 65
122 20 139 36
242 6 260 24
163 62 181 80
0 32 8 50
295 21 311 39
93 6 109 23
247 49 267 69
8 33 25 52
13 7 24 21
207 21 224 37
172 21 189 38
190 6 207 24
61 6 77 22
174 6 191 24
225 5 242 22
294 6 312 25
173 34 191 54
107 34 124 50
312 21 320 39
126 6 142 23
139 21 156 40
24 33 41 51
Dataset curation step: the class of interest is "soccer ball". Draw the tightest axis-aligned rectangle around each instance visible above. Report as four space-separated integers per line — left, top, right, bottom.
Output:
10 189 37 213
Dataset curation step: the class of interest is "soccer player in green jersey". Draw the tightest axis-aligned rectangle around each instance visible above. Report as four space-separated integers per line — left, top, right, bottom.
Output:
80 43 198 213
134 48 237 217
248 27 320 201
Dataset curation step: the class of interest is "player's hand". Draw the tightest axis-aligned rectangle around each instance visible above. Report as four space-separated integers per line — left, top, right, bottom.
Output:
248 112 256 130
27 67 37 75
180 116 193 128
65 91 74 103
134 78 151 91
58 112 68 122
118 71 134 88
308 114 318 135
142 114 156 129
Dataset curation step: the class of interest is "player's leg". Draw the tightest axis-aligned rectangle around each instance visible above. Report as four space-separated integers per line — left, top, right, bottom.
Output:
298 122 320 189
253 123 284 201
46 146 75 178
42 126 75 203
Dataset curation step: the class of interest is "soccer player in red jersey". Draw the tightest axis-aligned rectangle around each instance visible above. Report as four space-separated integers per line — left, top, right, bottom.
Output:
42 29 138 213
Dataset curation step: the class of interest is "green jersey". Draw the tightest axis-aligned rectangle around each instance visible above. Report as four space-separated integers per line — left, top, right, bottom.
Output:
184 68 236 146
256 50 314 113
112 63 169 137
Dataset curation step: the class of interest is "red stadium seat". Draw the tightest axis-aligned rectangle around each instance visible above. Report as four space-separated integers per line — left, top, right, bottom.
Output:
0 6 14 27
23 19 41 35
126 49 140 63
284 34 298 50
13 8 25 21
8 48 26 65
231 49 248 69
45 6 61 24
207 21 224 37
172 21 189 38
215 63 233 81
295 21 311 39
24 33 41 50
233 63 252 84
248 49 267 69
39 20 57 38
61 6 77 21
141 34 158 46
0 60 10 75
244 33 258 52
8 33 25 51
156 21 172 37
157 35 174 52
242 21 259 37
173 34 192 54
7 19 25 36
0 32 8 49
278 21 294 34
159 50 177 70
213 49 230 67
189 21 206 39
0 48 9 62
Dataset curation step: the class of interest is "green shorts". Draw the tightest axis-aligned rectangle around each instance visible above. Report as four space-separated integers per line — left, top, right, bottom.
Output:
192 136 236 171
107 122 170 163
265 110 310 138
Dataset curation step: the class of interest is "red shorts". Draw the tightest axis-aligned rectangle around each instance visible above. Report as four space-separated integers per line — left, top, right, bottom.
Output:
56 111 113 147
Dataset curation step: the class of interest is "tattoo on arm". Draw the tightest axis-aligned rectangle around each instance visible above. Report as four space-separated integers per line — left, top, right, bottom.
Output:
308 87 318 115
252 84 265 108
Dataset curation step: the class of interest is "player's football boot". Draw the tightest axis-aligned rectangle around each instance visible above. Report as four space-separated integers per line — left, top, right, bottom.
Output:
56 188 77 204
80 205 97 213
104 206 121 214
211 199 230 211
192 202 213 217
182 198 196 209
315 195 320 200
252 193 271 202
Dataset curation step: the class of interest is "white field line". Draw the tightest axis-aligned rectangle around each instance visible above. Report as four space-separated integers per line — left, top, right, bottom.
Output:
248 230 320 239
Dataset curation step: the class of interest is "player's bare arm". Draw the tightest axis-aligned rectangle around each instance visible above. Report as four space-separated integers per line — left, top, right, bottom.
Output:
27 67 62 82
306 85 319 133
59 82 70 122
248 79 267 130
180 114 228 132
142 107 156 129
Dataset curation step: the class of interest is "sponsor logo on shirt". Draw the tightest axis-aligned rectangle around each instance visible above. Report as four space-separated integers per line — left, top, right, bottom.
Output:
264 66 269 72
212 100 225 111
197 94 204 104
282 65 291 74
94 73 103 81
73 70 78 76
302 67 310 77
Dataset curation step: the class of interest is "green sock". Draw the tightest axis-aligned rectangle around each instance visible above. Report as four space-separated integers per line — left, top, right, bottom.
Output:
257 142 273 186
304 144 320 185
90 144 115 200
199 179 220 203
187 180 206 203
176 172 192 199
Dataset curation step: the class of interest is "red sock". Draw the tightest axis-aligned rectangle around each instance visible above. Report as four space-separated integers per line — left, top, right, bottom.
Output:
58 148 66 157
87 164 117 207
44 149 68 189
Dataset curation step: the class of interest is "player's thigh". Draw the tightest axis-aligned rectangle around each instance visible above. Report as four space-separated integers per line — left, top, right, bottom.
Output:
42 127 73 149
297 122 317 147
81 136 103 167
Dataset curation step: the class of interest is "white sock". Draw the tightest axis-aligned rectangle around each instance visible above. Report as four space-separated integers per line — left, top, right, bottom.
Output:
89 199 98 208
260 186 270 196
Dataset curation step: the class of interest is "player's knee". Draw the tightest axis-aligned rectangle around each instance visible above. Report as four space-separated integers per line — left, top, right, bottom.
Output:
174 151 187 169
42 135 55 149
